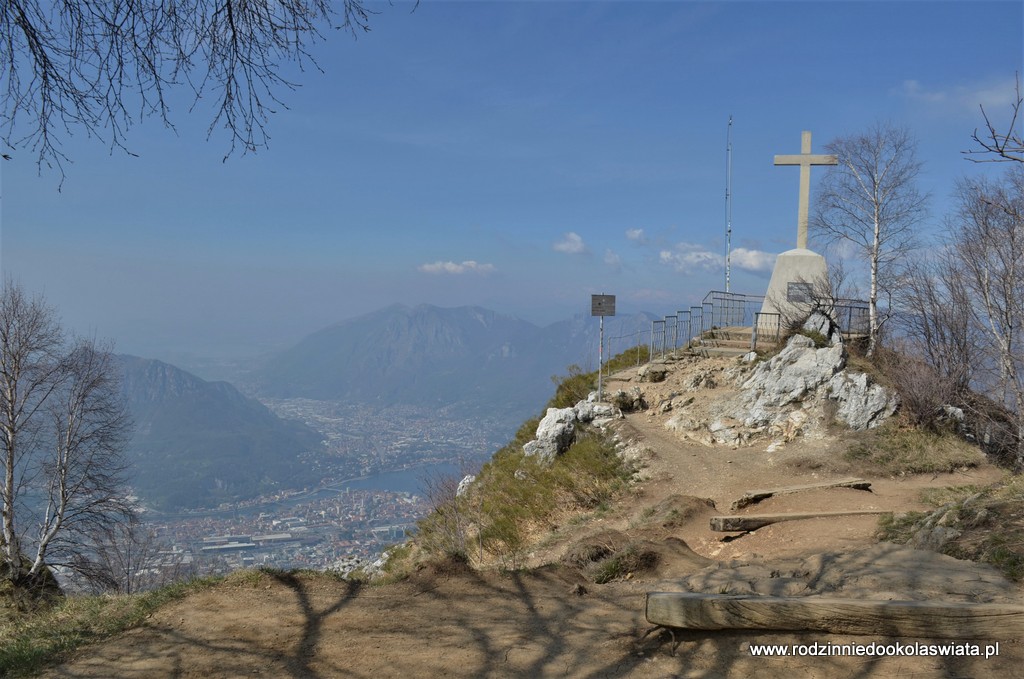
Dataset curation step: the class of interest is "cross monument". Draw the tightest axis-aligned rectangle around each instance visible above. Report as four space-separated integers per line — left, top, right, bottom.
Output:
757 130 836 334
773 131 837 249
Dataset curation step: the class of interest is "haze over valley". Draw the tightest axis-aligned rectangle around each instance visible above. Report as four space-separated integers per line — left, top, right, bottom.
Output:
111 302 658 578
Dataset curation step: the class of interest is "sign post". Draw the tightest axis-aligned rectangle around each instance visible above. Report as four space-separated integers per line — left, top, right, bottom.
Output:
591 294 616 402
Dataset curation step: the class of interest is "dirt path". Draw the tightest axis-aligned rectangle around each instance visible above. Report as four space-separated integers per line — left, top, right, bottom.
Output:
43 357 1023 678
618 404 1004 563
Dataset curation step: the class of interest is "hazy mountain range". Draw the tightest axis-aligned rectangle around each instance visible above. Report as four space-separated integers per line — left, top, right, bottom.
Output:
254 303 658 419
116 304 658 510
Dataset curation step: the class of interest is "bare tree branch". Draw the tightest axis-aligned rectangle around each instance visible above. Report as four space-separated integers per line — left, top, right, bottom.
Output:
964 73 1023 164
1 1 380 183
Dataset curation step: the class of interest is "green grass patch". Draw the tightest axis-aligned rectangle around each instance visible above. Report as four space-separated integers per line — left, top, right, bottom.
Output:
414 348 646 569
917 485 983 508
0 575 222 677
980 538 1024 581
476 432 633 567
798 329 829 348
415 431 634 570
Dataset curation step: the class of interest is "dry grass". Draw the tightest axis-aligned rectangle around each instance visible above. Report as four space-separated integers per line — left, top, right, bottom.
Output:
0 576 222 677
840 420 986 476
877 474 1024 581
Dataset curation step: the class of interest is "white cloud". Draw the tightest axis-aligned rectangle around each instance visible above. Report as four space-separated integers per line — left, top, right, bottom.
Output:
897 77 1019 114
625 228 647 244
659 243 721 274
659 243 778 275
729 248 777 273
604 249 622 271
418 260 496 275
553 232 588 255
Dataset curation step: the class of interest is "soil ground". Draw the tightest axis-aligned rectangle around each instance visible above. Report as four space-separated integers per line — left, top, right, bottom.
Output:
42 356 1023 678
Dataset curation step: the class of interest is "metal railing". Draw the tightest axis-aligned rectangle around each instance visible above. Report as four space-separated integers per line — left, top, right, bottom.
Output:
752 312 782 350
592 289 872 368
702 290 765 329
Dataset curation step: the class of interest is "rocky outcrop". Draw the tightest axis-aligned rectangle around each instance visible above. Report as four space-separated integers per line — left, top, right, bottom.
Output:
574 399 619 424
610 387 647 413
827 371 900 430
686 369 719 392
801 309 844 346
637 364 668 383
456 474 476 497
661 312 900 448
523 407 577 463
521 397 624 464
735 313 897 435
739 333 845 425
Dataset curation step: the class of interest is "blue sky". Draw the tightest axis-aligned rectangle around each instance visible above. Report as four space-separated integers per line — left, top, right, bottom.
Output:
2 0 1021 361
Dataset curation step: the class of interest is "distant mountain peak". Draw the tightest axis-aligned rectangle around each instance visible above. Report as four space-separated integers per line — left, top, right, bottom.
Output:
255 303 657 416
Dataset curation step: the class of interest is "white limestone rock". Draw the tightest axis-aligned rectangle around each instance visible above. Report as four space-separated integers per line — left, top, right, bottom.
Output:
665 414 715 446
362 549 393 579
826 371 899 430
456 474 476 497
801 310 844 347
708 417 746 446
523 407 577 463
740 333 846 414
939 405 965 424
574 400 619 423
767 408 810 442
610 387 647 412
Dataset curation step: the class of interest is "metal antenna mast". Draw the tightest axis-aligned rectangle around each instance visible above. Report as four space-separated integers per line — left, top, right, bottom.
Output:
725 115 733 292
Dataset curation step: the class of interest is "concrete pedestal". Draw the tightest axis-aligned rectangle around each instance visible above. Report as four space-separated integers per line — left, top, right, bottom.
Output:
758 248 828 333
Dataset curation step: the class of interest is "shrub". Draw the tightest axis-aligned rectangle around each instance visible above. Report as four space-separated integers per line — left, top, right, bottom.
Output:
798 329 829 348
548 364 592 409
587 544 658 584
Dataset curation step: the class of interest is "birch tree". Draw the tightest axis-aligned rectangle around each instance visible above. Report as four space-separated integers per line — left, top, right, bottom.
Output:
949 166 1024 466
812 123 929 356
0 282 131 596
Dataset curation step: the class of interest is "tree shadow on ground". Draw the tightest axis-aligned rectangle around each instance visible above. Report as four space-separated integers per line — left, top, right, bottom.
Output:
40 563 1022 678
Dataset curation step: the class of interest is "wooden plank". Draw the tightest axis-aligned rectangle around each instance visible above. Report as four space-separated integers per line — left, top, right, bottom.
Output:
646 592 1024 639
710 509 888 532
730 477 872 511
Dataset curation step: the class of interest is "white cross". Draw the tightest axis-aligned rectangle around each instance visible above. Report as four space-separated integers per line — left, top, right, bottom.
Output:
774 131 838 249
